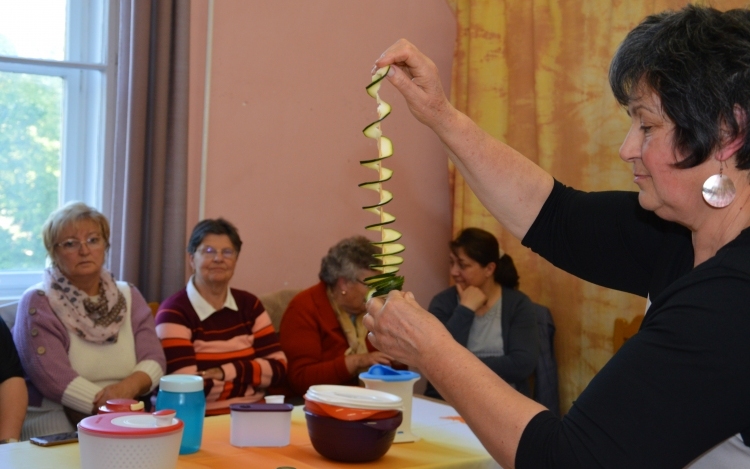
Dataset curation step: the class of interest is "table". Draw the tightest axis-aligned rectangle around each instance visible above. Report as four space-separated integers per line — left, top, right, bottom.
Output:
0 397 502 469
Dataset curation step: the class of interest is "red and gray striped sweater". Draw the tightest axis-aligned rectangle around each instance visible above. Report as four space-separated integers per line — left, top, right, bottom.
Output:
155 288 287 415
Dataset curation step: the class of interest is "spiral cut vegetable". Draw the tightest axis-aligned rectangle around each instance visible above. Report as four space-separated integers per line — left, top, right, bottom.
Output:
361 65 405 299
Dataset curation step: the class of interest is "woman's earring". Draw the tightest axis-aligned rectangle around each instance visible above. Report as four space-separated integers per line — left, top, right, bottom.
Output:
702 161 736 208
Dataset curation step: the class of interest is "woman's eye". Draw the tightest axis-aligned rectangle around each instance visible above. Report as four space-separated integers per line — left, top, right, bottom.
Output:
640 124 652 134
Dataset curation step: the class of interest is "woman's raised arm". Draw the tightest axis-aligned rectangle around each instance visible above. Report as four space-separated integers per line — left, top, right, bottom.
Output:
374 39 553 239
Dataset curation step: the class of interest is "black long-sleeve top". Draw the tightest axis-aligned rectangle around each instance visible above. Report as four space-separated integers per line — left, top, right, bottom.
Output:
0 318 24 384
516 180 750 468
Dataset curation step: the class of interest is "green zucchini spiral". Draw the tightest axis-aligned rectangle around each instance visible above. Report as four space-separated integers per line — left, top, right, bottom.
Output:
361 66 405 298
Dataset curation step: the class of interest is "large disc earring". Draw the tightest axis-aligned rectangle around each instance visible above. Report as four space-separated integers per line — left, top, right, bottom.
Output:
702 162 736 208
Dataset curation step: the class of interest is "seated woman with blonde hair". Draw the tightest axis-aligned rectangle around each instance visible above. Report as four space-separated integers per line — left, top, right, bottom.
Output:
13 202 165 439
279 236 393 397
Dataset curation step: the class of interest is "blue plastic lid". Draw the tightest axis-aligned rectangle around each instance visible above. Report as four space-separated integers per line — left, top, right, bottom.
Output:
159 374 204 393
359 364 420 382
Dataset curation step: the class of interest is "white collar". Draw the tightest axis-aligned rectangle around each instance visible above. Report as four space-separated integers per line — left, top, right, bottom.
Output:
186 275 238 321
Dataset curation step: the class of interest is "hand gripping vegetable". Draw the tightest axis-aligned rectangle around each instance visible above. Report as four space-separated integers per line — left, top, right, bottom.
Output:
361 65 405 299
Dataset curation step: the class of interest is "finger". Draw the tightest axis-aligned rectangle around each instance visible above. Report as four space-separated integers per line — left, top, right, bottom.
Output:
384 63 425 101
366 295 385 314
367 331 380 349
363 312 375 331
375 38 419 70
405 291 419 303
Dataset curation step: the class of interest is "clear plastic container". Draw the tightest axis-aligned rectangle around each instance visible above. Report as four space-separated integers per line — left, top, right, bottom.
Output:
229 403 293 447
155 375 206 454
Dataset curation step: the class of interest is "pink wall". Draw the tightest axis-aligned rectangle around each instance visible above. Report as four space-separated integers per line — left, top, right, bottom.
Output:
188 1 457 305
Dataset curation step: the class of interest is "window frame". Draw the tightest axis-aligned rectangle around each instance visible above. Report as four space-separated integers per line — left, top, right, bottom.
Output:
0 0 118 300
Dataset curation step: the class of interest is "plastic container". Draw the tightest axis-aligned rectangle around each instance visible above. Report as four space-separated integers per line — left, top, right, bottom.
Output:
360 365 421 442
155 375 206 454
98 398 145 414
78 410 183 469
229 403 293 447
264 395 285 404
304 409 402 462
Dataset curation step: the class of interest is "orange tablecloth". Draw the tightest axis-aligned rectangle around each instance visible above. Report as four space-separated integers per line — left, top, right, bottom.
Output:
0 397 501 469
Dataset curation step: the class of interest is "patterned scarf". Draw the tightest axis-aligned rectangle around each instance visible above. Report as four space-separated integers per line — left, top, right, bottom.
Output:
44 266 126 344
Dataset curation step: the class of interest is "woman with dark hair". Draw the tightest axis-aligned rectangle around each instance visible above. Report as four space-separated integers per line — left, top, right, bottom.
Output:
425 228 538 399
155 218 286 415
279 236 392 397
364 5 750 468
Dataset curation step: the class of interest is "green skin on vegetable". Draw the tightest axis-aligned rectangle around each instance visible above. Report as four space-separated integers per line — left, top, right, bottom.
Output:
362 65 404 298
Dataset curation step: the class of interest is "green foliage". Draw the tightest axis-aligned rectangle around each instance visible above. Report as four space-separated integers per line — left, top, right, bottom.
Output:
0 71 61 270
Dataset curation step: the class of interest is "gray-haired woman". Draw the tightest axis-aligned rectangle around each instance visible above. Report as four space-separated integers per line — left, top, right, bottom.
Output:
279 236 392 397
13 202 165 439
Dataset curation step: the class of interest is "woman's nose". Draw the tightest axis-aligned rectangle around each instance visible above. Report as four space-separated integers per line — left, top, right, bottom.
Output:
619 125 640 162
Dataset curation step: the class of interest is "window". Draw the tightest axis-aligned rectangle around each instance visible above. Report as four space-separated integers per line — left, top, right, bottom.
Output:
0 0 117 299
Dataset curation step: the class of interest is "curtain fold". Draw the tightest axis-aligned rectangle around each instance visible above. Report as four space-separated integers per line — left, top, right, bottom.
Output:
444 0 747 414
108 0 189 302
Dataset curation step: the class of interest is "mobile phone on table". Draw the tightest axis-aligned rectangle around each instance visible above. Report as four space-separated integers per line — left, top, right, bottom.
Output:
29 431 78 447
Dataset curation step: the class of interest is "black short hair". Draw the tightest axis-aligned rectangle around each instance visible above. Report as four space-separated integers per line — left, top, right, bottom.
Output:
609 5 750 169
187 218 243 255
450 228 519 289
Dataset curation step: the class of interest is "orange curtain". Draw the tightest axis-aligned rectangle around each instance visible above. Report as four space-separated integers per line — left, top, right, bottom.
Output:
444 0 747 413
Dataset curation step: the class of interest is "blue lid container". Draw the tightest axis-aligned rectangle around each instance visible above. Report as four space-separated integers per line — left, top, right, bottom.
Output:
156 375 206 455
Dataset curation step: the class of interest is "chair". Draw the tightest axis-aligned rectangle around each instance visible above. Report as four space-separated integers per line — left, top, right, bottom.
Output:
613 314 644 353
258 289 300 331
148 302 159 317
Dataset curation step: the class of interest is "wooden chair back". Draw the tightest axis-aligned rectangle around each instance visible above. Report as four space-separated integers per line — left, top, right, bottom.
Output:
148 302 159 317
613 314 644 353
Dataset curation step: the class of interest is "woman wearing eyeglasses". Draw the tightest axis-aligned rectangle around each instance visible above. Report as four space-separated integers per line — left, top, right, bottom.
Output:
155 218 287 415
12 202 166 440
278 236 393 398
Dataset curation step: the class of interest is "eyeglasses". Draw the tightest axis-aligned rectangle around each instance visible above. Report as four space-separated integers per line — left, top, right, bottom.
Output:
198 246 238 259
55 236 105 253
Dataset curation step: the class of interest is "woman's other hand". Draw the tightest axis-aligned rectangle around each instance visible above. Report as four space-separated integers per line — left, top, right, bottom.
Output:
344 351 393 375
457 284 488 312
364 291 451 368
93 371 152 411
373 39 454 130
198 367 225 381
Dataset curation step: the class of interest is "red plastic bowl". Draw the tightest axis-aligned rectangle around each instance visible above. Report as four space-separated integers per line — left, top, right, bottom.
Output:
304 410 402 462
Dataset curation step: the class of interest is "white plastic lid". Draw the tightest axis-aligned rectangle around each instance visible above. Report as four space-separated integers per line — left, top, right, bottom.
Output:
159 374 204 393
305 385 402 410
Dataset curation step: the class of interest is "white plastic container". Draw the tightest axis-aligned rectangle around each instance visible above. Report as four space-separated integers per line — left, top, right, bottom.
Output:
360 365 421 443
78 410 183 469
229 403 293 447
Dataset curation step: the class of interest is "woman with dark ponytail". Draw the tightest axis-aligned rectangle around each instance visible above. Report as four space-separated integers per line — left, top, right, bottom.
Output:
425 228 539 398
